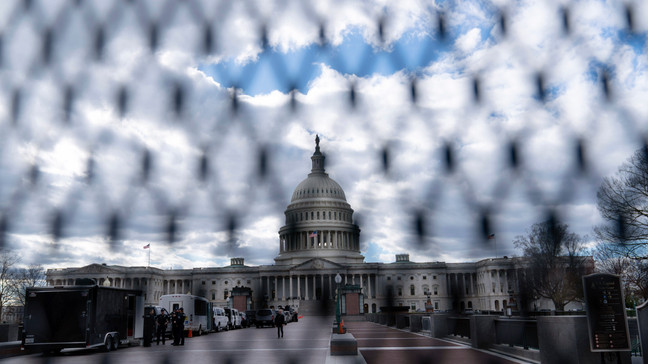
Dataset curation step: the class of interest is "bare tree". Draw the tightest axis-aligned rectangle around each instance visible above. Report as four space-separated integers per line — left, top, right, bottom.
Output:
514 220 593 311
596 148 648 260
0 250 20 312
593 242 645 305
10 264 46 306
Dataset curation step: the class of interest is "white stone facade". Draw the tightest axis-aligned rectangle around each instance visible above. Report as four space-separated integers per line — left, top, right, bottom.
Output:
45 137 575 313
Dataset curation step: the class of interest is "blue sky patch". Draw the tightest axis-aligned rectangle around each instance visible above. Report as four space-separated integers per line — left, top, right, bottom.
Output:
200 28 454 96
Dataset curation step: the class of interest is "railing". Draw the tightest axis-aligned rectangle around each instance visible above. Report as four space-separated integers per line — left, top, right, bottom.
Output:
494 318 539 350
448 317 471 338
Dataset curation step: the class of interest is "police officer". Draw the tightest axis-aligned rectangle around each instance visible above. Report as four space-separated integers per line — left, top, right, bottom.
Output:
176 308 186 345
170 309 180 345
156 309 168 345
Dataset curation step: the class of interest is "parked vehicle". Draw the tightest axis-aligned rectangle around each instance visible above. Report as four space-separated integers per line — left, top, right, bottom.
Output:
224 307 241 330
255 309 275 328
159 294 211 336
245 310 257 327
283 304 298 322
22 285 143 353
212 307 229 332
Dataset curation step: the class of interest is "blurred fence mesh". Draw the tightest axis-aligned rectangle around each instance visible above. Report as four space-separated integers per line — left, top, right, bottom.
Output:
0 0 646 361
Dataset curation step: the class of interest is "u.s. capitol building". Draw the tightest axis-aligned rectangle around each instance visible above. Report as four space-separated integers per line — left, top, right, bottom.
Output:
47 137 546 314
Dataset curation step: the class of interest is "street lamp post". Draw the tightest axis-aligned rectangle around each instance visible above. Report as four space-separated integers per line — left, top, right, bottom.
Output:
335 273 342 332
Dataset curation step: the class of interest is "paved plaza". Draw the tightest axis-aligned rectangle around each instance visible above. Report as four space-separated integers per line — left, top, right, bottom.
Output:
341 320 531 364
1 316 539 364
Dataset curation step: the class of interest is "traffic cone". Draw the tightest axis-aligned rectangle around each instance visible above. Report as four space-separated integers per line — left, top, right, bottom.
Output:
188 330 193 338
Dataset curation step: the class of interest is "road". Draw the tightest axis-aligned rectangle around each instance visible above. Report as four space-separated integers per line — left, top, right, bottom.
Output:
2 316 333 364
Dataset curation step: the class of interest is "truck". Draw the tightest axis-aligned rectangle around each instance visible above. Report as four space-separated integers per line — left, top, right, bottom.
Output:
159 294 211 335
22 285 143 353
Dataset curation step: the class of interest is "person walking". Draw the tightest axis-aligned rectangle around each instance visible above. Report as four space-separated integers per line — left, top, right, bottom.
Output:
156 309 169 345
274 309 285 338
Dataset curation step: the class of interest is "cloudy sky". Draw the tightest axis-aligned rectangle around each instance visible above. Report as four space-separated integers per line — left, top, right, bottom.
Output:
0 0 647 270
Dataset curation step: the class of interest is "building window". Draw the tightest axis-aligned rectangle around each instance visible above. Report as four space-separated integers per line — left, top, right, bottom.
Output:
397 276 401 280
434 302 439 310
317 211 320 219
224 289 228 299
410 276 414 280
410 285 415 295
212 281 215 285
423 276 427 280
328 211 331 219
202 281 205 285
211 292 216 300
433 286 438 295
398 287 402 296
247 280 251 284
311 212 314 220
492 282 496 293
387 277 391 281
433 275 437 280
225 281 228 285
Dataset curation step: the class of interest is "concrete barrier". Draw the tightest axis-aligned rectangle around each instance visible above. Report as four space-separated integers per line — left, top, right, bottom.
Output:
330 333 357 356
469 315 496 349
409 315 422 332
429 314 449 338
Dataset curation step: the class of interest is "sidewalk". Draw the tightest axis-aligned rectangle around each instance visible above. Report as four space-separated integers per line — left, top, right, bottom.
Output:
338 321 535 364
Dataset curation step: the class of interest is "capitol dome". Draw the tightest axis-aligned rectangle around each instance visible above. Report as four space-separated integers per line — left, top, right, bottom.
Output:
275 135 363 266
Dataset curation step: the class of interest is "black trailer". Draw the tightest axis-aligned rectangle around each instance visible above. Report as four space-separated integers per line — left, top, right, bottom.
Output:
22 285 143 353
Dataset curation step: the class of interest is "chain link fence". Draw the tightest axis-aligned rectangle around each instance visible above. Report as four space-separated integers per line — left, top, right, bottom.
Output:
0 0 647 362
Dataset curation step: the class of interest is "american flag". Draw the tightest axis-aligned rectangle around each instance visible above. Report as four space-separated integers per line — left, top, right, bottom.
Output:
487 234 495 240
309 231 318 238
143 243 150 249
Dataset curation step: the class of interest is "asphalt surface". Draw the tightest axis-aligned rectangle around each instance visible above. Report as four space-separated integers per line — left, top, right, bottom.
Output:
1 316 333 364
1 318 551 364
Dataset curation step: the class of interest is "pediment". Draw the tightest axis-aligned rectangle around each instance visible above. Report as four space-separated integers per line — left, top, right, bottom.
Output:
69 264 121 274
292 258 344 271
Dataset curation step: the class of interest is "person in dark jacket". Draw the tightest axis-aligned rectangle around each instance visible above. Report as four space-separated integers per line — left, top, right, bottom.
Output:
156 309 168 345
171 309 182 345
274 309 285 338
179 308 186 345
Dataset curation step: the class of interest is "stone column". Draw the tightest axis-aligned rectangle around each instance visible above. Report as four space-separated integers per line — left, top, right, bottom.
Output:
305 275 309 300
297 275 301 299
312 275 316 299
289 275 293 299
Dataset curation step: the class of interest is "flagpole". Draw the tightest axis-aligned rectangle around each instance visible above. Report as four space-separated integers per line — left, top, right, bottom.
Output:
148 244 151 268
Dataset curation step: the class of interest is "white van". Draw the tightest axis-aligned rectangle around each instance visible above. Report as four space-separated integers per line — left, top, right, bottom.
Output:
224 307 241 330
159 294 210 335
212 307 229 332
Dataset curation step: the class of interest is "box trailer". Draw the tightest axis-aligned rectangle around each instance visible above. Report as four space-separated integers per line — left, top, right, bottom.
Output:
22 285 143 353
